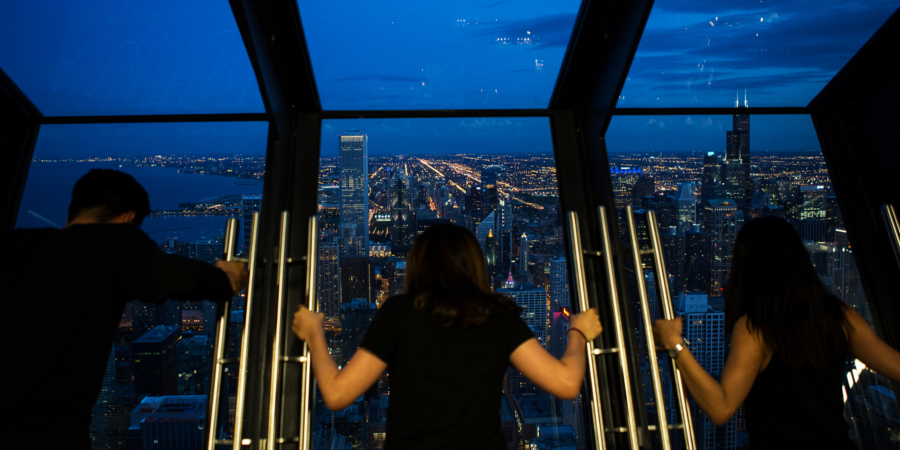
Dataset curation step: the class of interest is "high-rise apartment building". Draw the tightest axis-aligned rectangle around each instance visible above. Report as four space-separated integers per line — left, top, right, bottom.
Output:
675 292 733 450
340 131 368 257
498 282 548 346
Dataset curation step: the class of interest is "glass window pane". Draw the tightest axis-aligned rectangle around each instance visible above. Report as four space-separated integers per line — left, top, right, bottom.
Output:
16 122 267 447
617 1 899 107
297 0 581 110
0 1 265 116
606 113 895 447
312 117 586 448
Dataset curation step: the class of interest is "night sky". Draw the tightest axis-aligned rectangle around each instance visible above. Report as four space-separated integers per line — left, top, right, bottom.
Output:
1 0 896 157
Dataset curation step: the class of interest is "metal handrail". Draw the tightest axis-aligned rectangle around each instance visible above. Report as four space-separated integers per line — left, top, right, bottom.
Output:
882 204 900 269
625 206 672 450
298 215 318 450
266 211 291 450
566 211 607 450
231 212 260 450
646 210 696 449
206 217 247 449
596 206 640 449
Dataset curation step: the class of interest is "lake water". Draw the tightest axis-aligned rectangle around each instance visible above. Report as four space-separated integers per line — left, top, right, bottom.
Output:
17 161 264 243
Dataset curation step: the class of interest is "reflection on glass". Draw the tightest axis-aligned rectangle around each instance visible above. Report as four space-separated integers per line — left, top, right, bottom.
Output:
311 118 585 448
0 1 264 116
617 0 899 107
16 122 267 448
297 0 581 110
606 114 896 448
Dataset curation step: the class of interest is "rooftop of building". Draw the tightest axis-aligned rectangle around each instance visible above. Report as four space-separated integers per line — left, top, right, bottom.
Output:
134 325 180 344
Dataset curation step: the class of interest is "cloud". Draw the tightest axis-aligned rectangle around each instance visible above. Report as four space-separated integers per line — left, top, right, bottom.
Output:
685 116 693 125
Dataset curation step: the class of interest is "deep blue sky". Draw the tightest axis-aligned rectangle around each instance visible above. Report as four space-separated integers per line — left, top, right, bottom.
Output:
619 0 899 107
2 1 896 155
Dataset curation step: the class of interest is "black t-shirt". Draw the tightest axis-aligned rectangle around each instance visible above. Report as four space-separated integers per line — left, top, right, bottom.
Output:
359 295 534 450
745 353 855 449
1 224 233 447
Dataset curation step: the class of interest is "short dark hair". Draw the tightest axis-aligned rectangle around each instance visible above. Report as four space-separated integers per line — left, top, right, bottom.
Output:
67 169 151 226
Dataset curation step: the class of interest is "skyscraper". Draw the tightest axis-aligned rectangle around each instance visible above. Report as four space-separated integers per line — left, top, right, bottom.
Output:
389 168 414 256
133 325 181 397
733 90 751 206
481 165 501 220
340 131 369 257
675 292 733 450
498 282 549 347
549 257 570 309
318 239 341 318
519 233 529 274
241 194 262 253
675 182 696 233
175 333 211 395
703 200 738 298
700 152 723 208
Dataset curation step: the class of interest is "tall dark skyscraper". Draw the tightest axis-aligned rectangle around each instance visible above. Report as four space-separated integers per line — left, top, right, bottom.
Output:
703 200 738 298
340 131 368 257
481 165 501 220
727 90 751 207
133 325 181 397
700 152 721 207
389 168 415 256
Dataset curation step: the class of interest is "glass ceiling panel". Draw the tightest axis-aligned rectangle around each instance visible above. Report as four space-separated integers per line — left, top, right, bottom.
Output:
617 0 899 108
297 0 581 110
0 1 264 116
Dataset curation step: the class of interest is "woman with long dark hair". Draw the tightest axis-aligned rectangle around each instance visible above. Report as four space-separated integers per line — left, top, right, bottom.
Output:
654 216 900 448
293 223 602 449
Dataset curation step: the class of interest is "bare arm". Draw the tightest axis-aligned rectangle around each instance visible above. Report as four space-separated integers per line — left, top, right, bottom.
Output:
845 305 900 383
509 309 602 400
654 316 767 425
293 306 387 411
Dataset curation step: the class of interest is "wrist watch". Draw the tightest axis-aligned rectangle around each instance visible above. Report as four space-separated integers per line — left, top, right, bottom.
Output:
668 339 690 359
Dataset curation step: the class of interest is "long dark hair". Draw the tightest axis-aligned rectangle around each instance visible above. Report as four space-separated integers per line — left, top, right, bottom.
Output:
405 223 520 327
725 216 850 369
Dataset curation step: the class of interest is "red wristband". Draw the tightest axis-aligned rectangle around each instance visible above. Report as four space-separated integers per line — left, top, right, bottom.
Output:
568 327 589 342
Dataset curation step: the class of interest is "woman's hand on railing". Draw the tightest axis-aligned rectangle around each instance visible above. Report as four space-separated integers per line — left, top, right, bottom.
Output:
653 318 683 351
292 305 324 342
570 308 603 341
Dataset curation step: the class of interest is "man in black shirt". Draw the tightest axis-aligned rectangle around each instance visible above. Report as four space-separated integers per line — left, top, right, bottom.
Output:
1 169 248 449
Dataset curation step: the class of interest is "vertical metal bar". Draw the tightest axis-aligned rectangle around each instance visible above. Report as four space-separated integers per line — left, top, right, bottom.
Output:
882 205 900 269
232 212 260 450
597 206 640 449
646 210 696 450
626 206 671 450
566 211 607 450
207 218 239 450
267 211 291 450
298 215 318 450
